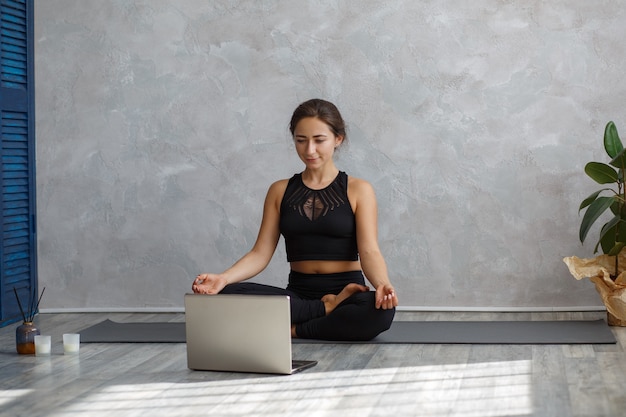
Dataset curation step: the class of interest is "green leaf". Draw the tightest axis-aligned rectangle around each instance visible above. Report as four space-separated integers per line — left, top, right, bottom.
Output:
604 121 623 158
579 190 605 211
617 220 626 243
609 149 626 169
601 215 621 236
597 213 626 253
585 162 619 184
597 216 621 253
610 200 622 216
608 241 626 256
580 196 616 243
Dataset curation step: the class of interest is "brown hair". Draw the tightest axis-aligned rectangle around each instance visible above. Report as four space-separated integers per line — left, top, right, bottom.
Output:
289 99 347 144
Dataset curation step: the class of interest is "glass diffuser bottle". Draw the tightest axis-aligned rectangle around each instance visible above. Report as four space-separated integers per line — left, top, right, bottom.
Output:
16 321 40 354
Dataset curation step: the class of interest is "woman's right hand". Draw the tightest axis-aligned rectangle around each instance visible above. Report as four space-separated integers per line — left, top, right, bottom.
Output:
192 273 228 294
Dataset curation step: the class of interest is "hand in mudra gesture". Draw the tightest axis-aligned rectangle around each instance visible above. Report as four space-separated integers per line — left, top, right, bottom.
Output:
375 284 398 310
192 274 228 295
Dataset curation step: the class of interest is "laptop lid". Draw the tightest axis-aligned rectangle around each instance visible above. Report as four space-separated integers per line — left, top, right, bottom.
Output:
184 293 316 375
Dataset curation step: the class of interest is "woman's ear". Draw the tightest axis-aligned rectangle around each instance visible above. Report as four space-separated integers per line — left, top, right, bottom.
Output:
335 135 344 148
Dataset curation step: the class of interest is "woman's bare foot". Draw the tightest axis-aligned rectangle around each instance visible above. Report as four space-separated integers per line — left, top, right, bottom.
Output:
321 283 369 315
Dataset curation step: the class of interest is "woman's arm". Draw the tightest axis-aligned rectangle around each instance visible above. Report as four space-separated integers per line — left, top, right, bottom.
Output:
193 180 286 294
349 177 398 310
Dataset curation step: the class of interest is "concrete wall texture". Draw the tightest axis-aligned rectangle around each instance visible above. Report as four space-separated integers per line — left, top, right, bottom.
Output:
34 0 626 310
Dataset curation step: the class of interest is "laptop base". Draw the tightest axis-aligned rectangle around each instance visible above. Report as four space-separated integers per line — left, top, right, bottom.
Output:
291 360 317 374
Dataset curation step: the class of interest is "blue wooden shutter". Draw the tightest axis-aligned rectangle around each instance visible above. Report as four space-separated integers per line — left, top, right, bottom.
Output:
0 0 36 327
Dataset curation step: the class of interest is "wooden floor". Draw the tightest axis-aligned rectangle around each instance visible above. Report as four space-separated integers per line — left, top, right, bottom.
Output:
1 311 625 417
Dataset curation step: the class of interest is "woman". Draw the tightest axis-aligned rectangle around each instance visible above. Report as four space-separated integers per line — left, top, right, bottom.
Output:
192 98 398 341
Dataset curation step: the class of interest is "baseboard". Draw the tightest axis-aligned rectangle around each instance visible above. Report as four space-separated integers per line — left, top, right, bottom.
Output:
398 305 607 312
39 305 607 314
39 307 186 314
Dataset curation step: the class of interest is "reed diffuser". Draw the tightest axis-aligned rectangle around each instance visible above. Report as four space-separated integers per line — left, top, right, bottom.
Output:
13 286 45 354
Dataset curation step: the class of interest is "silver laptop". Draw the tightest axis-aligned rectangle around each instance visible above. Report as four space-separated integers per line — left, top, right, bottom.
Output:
184 293 317 375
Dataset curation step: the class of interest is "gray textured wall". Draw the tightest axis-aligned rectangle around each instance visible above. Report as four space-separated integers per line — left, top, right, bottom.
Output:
35 0 626 310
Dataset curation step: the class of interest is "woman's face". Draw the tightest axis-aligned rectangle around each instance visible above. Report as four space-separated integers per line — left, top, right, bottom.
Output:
293 117 343 170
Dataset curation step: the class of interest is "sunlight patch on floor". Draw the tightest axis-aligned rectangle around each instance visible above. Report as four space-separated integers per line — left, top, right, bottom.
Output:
0 389 34 408
49 360 533 417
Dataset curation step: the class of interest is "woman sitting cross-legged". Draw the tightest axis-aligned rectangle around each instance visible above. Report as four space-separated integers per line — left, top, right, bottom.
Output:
192 98 398 341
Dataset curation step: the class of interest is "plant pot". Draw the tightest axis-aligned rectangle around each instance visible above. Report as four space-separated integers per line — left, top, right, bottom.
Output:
16 321 40 354
607 311 626 326
563 254 626 327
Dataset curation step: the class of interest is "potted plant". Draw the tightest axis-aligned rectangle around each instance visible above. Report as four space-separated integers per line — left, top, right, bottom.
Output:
563 121 626 326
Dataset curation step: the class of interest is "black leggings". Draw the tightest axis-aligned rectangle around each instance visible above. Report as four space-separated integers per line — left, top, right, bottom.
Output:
220 270 395 341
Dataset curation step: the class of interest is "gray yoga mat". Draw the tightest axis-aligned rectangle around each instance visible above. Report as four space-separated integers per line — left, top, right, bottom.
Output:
79 319 616 344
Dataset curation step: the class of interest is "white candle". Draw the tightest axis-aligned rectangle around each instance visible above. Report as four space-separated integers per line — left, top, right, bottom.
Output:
64 344 79 353
34 335 51 356
63 333 80 354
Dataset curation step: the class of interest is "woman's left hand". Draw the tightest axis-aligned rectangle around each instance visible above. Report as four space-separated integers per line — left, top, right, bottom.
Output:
375 284 398 310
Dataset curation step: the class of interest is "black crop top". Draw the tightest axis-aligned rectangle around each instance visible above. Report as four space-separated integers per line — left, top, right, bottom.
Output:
279 171 358 262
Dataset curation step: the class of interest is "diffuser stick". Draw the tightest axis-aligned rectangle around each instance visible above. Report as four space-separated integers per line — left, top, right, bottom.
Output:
31 287 46 322
12 287 27 323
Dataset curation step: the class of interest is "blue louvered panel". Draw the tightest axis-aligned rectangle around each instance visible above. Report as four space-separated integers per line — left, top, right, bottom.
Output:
0 0 33 327
0 110 32 324
0 0 26 89
2 111 30 285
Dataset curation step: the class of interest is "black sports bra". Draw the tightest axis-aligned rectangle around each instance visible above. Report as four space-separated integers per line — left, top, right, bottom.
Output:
279 171 358 262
